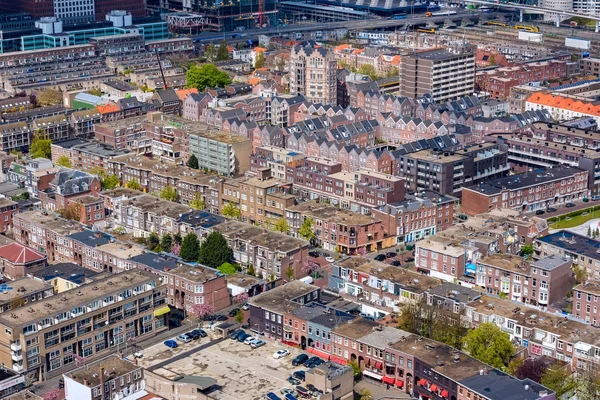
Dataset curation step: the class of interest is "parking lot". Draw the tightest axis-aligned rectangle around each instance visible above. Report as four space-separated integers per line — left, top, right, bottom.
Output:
138 332 307 400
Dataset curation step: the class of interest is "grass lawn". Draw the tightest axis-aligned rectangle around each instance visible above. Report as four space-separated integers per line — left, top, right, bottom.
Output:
549 210 600 229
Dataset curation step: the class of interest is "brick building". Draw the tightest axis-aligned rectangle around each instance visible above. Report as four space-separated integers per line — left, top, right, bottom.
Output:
163 265 231 313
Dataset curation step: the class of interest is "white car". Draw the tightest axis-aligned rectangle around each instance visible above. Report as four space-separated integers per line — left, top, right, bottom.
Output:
242 303 250 310
176 334 192 343
273 349 291 359
325 257 335 263
251 339 266 348
244 336 256 345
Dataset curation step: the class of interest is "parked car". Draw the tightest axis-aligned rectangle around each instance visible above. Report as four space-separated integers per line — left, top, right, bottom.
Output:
325 256 335 263
293 370 306 381
306 384 323 396
242 303 250 310
251 339 266 348
213 314 228 321
287 376 301 386
186 331 201 340
176 334 192 343
385 252 397 258
273 349 291 359
164 340 178 348
295 386 311 398
391 260 401 266
280 388 297 396
265 392 282 400
405 257 415 263
244 335 257 345
566 202 576 207
535 209 545 215
593 195 600 201
583 197 589 203
283 394 298 400
192 328 207 338
374 254 386 261
292 354 309 366
547 207 557 212
168 319 182 328
230 329 244 340
228 308 240 317
308 251 320 258
238 333 250 342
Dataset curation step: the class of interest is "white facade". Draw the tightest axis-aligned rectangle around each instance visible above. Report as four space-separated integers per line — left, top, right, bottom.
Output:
53 0 95 24
525 100 600 124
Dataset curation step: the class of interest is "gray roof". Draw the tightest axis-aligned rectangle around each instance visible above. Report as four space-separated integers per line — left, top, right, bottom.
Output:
249 280 318 314
532 254 571 271
359 327 411 349
156 89 180 103
129 252 179 271
31 263 99 285
51 168 96 196
425 282 482 304
460 369 553 400
68 230 112 248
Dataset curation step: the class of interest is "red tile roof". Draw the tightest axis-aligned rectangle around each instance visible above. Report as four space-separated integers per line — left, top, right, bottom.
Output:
0 243 45 264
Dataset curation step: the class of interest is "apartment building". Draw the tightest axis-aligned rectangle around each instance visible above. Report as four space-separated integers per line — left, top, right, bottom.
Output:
289 43 338 106
286 200 390 254
93 116 151 154
0 197 17 233
29 263 99 293
462 166 589 215
526 92 600 123
414 239 467 282
163 265 231 313
573 281 600 326
0 269 168 379
250 145 306 180
0 243 46 280
535 230 600 281
399 45 476 103
395 143 509 197
7 158 57 198
372 191 456 244
188 130 252 176
50 140 130 174
0 277 54 313
213 220 309 281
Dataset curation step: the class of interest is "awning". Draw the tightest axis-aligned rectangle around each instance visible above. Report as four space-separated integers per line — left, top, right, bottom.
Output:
153 305 170 317
441 390 449 398
382 376 395 385
331 356 348 365
307 346 331 360
362 370 383 380
575 342 593 353
419 378 428 386
374 361 383 370
395 379 404 388
430 384 439 392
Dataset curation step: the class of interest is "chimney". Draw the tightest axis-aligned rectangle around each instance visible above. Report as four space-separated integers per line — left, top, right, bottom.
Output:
100 367 106 400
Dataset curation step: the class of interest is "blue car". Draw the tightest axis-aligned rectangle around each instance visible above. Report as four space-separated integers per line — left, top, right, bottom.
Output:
237 332 250 342
164 339 178 349
230 329 244 340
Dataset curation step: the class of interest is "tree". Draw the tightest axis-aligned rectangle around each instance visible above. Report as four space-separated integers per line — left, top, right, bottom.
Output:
101 174 120 190
190 193 205 210
574 263 587 284
222 202 241 219
299 217 316 241
191 303 214 320
386 66 399 78
541 362 575 398
463 322 514 368
38 89 62 106
205 43 216 61
30 133 52 159
29 93 38 107
187 154 199 169
233 292 249 305
515 358 548 383
147 232 160 251
88 88 103 97
348 360 362 378
216 40 230 61
186 64 232 91
286 266 295 281
359 389 372 400
254 50 265 69
60 202 82 221
274 217 290 234
56 155 71 167
274 55 286 71
198 231 233 268
576 368 600 400
161 234 173 253
247 264 256 276
520 244 534 257
125 179 141 191
589 226 592 237
180 232 200 262
160 185 177 202
218 262 237 275
235 309 244 324
358 64 380 80
173 233 183 245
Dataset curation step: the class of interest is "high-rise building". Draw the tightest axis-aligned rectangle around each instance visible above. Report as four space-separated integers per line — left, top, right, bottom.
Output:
400 45 476 103
289 42 338 106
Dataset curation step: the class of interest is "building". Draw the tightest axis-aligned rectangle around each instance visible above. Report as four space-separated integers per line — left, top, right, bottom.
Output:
28 263 99 293
0 198 17 233
289 43 338 106
0 269 168 378
526 92 600 123
0 277 54 313
163 265 231 313
0 243 47 280
188 130 252 176
573 281 600 326
400 45 476 103
305 362 354 400
462 166 589 215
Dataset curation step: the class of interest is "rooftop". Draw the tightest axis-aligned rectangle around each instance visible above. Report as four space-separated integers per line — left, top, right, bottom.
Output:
66 355 140 387
531 254 571 271
166 265 222 283
425 282 483 304
0 269 157 327
536 230 600 261
0 242 45 264
96 242 145 260
574 281 600 296
225 272 264 289
478 253 531 275
67 230 112 248
407 149 468 164
249 280 318 314
460 369 553 400
15 211 83 236
288 200 380 226
332 317 379 340
213 220 309 253
113 155 216 187
360 326 411 349
179 211 225 229
129 252 179 272
122 194 192 220
30 263 99 285
0 277 52 304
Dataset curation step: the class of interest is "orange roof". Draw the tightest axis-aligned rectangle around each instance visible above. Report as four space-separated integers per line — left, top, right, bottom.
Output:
248 77 261 86
176 88 198 101
352 48 365 55
254 47 267 53
96 103 120 114
390 55 401 66
334 44 351 52
527 92 600 116
227 45 234 52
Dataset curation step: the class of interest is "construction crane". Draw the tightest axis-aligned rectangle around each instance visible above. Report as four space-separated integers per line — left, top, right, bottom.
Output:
258 0 265 27
154 48 168 90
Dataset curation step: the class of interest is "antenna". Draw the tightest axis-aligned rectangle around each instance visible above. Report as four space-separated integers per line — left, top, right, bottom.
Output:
155 48 167 90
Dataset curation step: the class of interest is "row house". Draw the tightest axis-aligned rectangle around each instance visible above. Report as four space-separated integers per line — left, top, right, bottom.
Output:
250 145 306 180
7 158 58 197
376 115 449 144
294 102 345 122
326 119 379 147
227 96 268 125
328 257 442 319
355 90 415 118
467 115 521 141
462 166 589 215
163 265 231 313
214 220 309 281
70 109 101 138
252 125 285 150
414 95 482 121
228 118 259 141
38 168 101 213
94 115 151 154
465 294 600 374
50 139 130 173
270 95 306 127
200 107 246 129
286 200 392 254
371 191 456 245
182 92 213 122
573 282 600 327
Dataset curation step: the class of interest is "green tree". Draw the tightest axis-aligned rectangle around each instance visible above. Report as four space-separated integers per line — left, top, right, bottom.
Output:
358 64 380 80
234 309 244 324
247 264 256 276
359 389 372 400
180 232 200 262
159 185 177 201
541 363 574 397
30 133 52 159
386 66 399 78
299 217 316 241
286 266 295 281
190 193 205 210
198 231 233 268
55 155 71 168
217 262 237 275
222 202 241 219
125 179 141 191
187 154 199 169
146 232 160 250
274 217 290 234
101 175 120 190
161 234 173 253
348 360 361 378
574 264 587 284
205 43 216 61
588 226 592 237
216 40 229 61
173 233 182 245
463 322 514 369
254 50 265 69
520 244 534 257
186 64 232 91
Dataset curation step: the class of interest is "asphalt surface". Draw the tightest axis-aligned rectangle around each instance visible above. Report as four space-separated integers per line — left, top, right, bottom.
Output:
148 337 227 371
524 199 599 220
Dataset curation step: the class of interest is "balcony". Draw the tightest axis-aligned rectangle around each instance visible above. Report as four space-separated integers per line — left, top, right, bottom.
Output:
10 342 20 352
11 352 22 362
12 364 23 373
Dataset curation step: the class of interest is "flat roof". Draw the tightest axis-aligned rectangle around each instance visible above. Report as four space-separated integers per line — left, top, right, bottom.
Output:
0 269 157 327
66 355 140 387
213 220 309 253
460 369 553 400
179 211 225 229
0 277 52 304
15 211 83 236
67 230 112 248
536 230 600 261
122 194 192 220
574 281 600 296
167 265 221 283
30 263 99 285
226 272 264 289
288 200 380 226
249 280 318 315
129 252 179 272
406 149 468 164
478 253 531 275
332 317 378 340
426 282 483 304
96 242 145 260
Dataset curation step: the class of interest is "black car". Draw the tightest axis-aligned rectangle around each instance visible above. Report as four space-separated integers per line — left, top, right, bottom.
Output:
391 260 401 267
566 202 576 208
230 329 244 340
385 252 397 258
535 209 545 215
192 328 207 338
303 356 323 368
292 354 309 366
228 308 240 317
374 254 386 261
186 330 201 340
405 257 415 263
213 314 227 321
308 251 320 258
547 207 557 212
168 319 182 328
293 370 306 381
